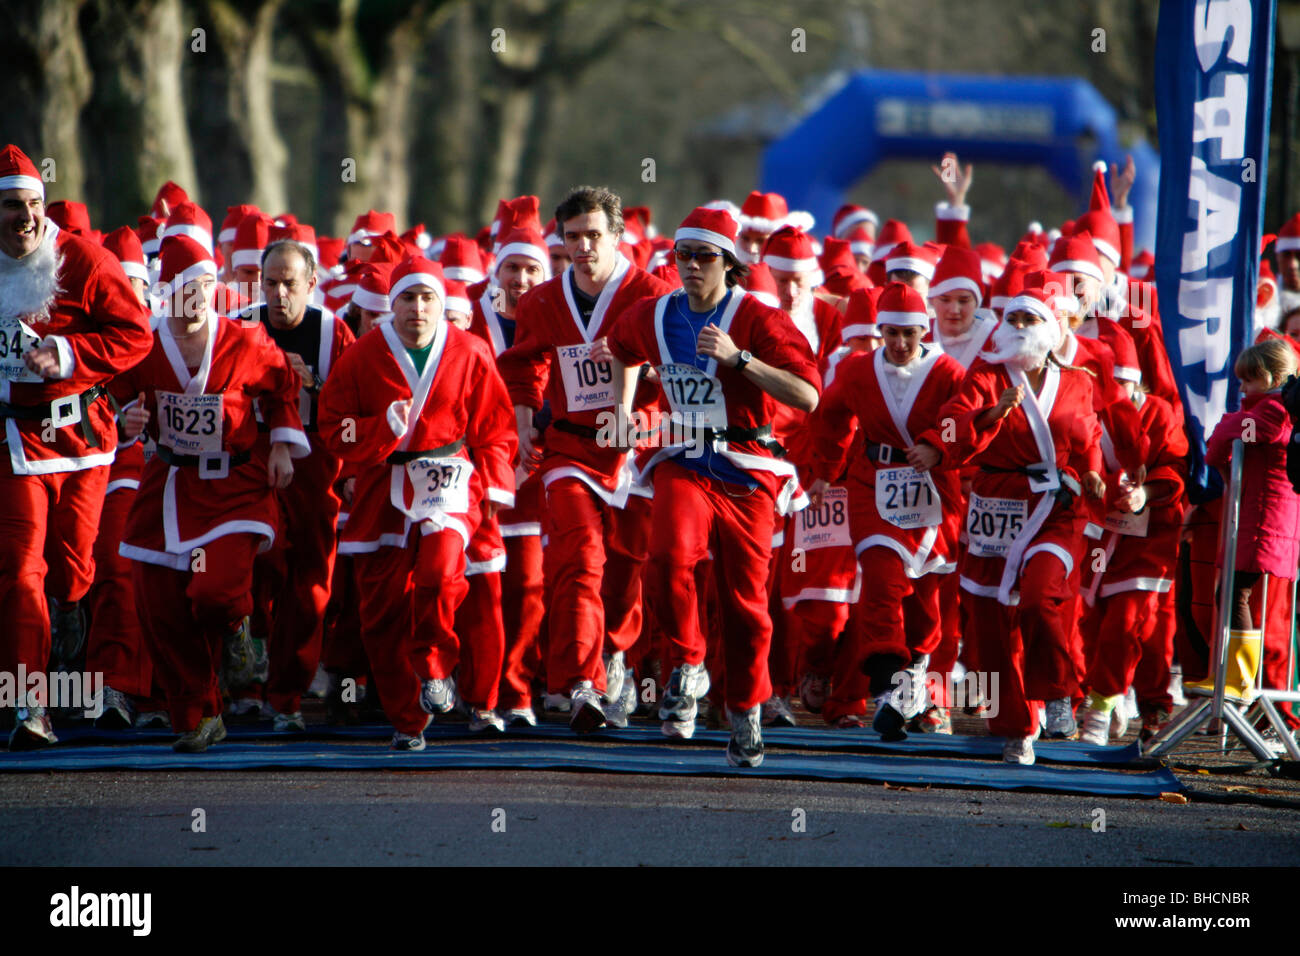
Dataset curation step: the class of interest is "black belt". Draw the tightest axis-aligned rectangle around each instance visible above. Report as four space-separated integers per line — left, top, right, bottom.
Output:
864 441 904 466
386 437 466 465
979 464 1082 505
554 416 786 457
551 419 600 440
157 445 251 471
0 384 108 448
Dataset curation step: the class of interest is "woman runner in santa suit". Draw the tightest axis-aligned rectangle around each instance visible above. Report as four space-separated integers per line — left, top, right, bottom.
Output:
597 206 820 767
937 287 1106 765
114 236 309 753
807 283 967 739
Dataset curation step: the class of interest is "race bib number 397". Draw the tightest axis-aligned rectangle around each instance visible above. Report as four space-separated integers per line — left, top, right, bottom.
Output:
0 316 42 383
557 342 615 412
966 494 1028 559
157 391 223 455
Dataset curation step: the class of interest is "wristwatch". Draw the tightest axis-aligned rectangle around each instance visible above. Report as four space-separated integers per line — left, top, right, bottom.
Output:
734 350 753 371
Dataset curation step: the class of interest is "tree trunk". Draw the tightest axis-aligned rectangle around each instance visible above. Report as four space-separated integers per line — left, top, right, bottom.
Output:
415 1 478 235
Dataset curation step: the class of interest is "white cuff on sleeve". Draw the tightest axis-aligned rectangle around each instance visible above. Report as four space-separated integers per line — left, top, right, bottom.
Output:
1113 207 1133 224
488 487 516 508
40 334 76 380
935 202 970 222
270 426 313 459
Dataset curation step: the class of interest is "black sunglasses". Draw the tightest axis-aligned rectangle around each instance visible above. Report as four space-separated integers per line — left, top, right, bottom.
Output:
674 247 725 263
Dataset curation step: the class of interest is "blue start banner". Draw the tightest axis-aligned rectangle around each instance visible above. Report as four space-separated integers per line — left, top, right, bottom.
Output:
1154 0 1276 501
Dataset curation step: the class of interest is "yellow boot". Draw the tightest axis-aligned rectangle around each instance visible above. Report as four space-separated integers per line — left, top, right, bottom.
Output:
1184 629 1263 702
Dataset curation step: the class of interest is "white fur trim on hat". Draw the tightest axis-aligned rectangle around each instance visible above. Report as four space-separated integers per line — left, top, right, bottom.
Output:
445 296 471 315
0 174 43 198
163 223 214 254
850 240 874 257
876 309 930 329
835 209 877 237
1278 237 1300 252
763 254 818 273
928 276 982 299
232 249 262 269
842 323 879 338
120 261 149 284
495 242 551 276
160 260 218 300
1002 294 1055 325
675 226 735 256
390 272 444 302
443 265 485 283
1052 259 1104 282
351 287 389 313
1091 236 1120 266
885 256 936 281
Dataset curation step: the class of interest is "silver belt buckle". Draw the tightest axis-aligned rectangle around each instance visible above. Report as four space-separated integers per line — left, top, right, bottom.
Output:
877 444 894 466
50 394 82 429
199 451 230 480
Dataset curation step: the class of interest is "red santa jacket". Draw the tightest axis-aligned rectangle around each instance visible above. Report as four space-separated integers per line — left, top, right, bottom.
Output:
938 358 1102 605
810 345 966 577
2 223 152 474
114 313 309 569
772 296 842 466
607 288 820 515
496 255 672 502
317 318 517 554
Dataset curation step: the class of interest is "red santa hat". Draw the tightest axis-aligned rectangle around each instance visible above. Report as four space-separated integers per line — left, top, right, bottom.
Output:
842 287 882 340
739 191 788 234
350 262 395 314
817 237 869 297
163 201 215 254
928 246 984 300
268 222 319 265
742 262 781 309
494 226 552 280
136 216 165 257
444 279 471 316
1010 239 1050 272
366 232 407 266
831 204 878 239
543 219 564 249
1017 221 1049 249
676 206 738 256
493 196 543 244
871 219 913 263
219 204 261 244
623 206 652 245
103 225 148 284
876 281 930 329
1129 249 1154 281
45 200 94 237
976 242 1007 283
989 258 1033 311
150 181 189 219
1048 233 1104 283
885 241 940 281
1024 270 1079 315
1075 209 1121 268
1089 160 1111 213
388 254 445 303
157 235 217 300
401 224 431 251
317 236 345 271
231 213 274 269
0 145 44 200
347 210 398 247
1277 212 1300 253
274 212 299 227
762 225 823 285
439 235 486 283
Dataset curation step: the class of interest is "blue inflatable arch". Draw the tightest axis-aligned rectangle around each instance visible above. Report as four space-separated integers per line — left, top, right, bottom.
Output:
760 70 1159 252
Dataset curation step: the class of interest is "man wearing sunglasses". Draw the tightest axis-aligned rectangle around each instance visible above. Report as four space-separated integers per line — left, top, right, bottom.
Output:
497 186 673 734
597 206 820 767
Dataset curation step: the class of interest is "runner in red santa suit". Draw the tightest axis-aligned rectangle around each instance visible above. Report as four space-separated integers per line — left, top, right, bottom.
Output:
496 186 672 734
937 287 1106 765
466 224 553 727
807 283 966 739
0 145 153 748
599 206 820 767
317 256 516 749
238 238 356 732
114 236 308 752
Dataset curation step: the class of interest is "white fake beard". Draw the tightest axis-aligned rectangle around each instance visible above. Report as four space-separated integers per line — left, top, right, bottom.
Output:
980 319 1058 370
0 222 63 323
1255 296 1280 335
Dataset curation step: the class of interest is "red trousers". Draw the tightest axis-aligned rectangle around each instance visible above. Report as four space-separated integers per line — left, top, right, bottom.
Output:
86 485 155 698
541 477 647 695
130 533 260 732
322 553 369 676
0 461 108 677
454 569 504 710
855 549 945 694
1083 589 1162 699
498 534 545 710
648 460 775 712
1177 501 1221 682
352 528 468 735
928 571 963 707
256 452 340 714
966 551 1080 738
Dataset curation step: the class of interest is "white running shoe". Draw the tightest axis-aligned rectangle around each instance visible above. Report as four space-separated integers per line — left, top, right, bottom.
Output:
1045 697 1078 740
1079 703 1112 746
569 681 607 734
272 710 306 732
726 705 765 768
603 651 627 705
1169 664 1187 706
469 708 505 733
419 677 457 715
94 685 135 729
761 695 796 727
501 707 537 727
619 672 638 716
1002 736 1036 765
542 693 571 713
899 654 932 720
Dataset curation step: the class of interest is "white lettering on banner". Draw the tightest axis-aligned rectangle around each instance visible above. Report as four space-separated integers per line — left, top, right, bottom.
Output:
966 494 1028 559
794 487 850 551
1194 0 1251 71
1181 156 1242 273
156 392 223 455
658 363 728 430
875 465 942 530
874 98 1053 140
557 342 615 412
0 316 43 382
1193 72 1247 159
1176 277 1234 374
406 456 472 517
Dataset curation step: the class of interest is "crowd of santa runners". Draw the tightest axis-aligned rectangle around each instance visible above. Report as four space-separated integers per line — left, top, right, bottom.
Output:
4 140 1300 767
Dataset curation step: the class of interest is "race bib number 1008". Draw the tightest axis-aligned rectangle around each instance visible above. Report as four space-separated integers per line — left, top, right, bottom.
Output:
0 316 42 383
965 494 1028 558
794 486 851 551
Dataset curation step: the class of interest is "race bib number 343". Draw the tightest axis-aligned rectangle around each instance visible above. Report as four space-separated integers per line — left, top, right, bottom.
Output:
557 342 615 412
157 391 223 455
0 316 42 383
966 494 1028 559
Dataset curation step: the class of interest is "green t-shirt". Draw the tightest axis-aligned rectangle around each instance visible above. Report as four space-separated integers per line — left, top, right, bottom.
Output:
406 340 435 375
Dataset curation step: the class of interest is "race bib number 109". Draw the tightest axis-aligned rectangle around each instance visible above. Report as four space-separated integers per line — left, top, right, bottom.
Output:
965 494 1028 558
557 342 616 412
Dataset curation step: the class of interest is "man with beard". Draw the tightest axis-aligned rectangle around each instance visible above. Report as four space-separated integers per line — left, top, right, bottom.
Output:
0 145 153 748
937 287 1105 765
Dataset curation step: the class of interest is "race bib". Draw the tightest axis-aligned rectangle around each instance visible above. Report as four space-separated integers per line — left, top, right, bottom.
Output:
557 343 616 412
659 362 727 430
0 316 43 383
875 466 942 530
406 456 473 518
966 494 1028 559
1104 508 1150 537
794 487 851 551
157 391 223 455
